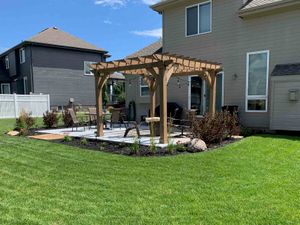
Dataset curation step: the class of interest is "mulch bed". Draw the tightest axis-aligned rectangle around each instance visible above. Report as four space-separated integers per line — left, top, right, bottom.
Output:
11 128 243 157
51 136 242 157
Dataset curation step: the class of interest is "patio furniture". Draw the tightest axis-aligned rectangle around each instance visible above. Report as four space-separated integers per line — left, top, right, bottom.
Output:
123 121 141 138
88 107 97 128
68 108 88 131
107 108 125 129
145 117 160 136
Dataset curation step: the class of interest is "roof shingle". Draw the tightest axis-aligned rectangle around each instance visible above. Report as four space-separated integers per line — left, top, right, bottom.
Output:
126 39 162 58
27 27 106 52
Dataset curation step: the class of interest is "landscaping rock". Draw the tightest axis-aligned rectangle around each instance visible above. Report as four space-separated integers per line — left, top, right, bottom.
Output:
7 131 20 136
190 139 207 151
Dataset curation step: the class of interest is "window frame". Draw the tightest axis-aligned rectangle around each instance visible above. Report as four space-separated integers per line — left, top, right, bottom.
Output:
84 61 96 76
140 77 149 97
19 48 26 64
245 50 270 113
0 83 11 94
185 0 212 37
5 56 9 69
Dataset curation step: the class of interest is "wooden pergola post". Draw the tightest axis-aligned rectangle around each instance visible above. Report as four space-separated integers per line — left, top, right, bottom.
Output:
209 71 217 116
95 73 109 137
149 79 157 136
159 67 168 144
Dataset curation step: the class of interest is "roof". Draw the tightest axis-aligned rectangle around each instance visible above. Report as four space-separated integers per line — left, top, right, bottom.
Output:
239 0 300 16
271 63 300 76
126 39 162 58
152 0 299 14
0 27 107 56
241 0 285 10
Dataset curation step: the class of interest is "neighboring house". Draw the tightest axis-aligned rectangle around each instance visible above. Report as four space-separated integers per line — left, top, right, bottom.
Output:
0 27 109 107
127 0 300 130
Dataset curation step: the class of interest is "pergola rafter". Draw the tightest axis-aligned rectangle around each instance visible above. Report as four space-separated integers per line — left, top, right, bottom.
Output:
92 53 222 144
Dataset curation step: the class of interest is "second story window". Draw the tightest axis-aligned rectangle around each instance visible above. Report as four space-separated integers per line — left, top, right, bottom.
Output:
19 48 26 64
84 61 96 75
186 1 212 37
5 56 9 69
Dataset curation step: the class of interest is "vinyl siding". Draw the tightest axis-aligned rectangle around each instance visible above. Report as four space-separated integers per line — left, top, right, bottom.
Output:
270 75 300 130
31 46 103 106
162 0 300 128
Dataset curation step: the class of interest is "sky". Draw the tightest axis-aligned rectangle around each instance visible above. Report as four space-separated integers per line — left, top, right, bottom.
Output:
0 0 162 59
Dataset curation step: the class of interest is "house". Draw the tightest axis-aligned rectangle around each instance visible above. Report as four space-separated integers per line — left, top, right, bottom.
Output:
126 0 300 130
0 27 109 107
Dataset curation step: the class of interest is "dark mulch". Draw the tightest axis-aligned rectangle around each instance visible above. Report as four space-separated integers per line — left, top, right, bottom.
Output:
51 136 241 157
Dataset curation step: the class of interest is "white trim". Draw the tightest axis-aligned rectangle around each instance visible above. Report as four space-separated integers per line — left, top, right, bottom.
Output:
185 0 212 37
84 61 96 76
245 50 270 113
140 77 149 97
5 56 9 69
19 48 25 64
1 83 11 94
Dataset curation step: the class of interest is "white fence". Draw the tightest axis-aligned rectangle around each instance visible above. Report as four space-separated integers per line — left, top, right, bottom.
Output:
0 94 50 119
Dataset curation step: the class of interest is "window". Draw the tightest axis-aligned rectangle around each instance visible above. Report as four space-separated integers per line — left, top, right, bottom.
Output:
5 56 9 69
19 48 26 64
0 83 11 94
186 1 212 36
140 77 149 97
246 50 270 112
23 77 28 94
84 61 96 75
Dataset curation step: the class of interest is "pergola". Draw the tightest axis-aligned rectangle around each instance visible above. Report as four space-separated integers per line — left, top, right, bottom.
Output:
91 53 222 144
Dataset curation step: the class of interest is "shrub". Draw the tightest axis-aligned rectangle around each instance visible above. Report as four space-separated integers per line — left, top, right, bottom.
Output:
80 137 88 146
190 111 239 144
43 111 59 128
167 142 176 154
63 136 73 142
62 110 73 127
15 111 35 133
149 137 157 154
176 144 187 152
130 138 140 155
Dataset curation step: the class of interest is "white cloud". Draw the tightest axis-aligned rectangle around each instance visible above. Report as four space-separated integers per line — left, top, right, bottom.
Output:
103 19 113 24
132 28 162 38
94 0 127 8
142 0 160 5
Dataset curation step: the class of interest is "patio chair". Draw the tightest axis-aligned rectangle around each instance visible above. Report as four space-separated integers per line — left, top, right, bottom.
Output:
107 108 124 129
68 108 88 131
88 107 97 128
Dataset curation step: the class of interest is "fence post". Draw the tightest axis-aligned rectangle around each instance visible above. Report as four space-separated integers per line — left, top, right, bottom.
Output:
14 93 18 118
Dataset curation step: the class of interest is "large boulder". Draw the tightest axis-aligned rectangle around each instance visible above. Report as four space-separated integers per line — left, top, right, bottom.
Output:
190 139 207 151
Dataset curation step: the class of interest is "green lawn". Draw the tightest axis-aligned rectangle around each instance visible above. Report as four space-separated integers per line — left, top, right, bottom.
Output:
1 119 300 224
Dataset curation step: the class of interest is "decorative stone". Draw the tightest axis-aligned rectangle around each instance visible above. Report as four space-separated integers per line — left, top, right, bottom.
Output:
190 139 207 151
7 131 20 136
172 138 191 145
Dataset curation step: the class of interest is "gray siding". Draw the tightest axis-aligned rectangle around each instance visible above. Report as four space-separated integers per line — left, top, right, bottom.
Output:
270 75 300 130
31 46 103 106
162 0 300 128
